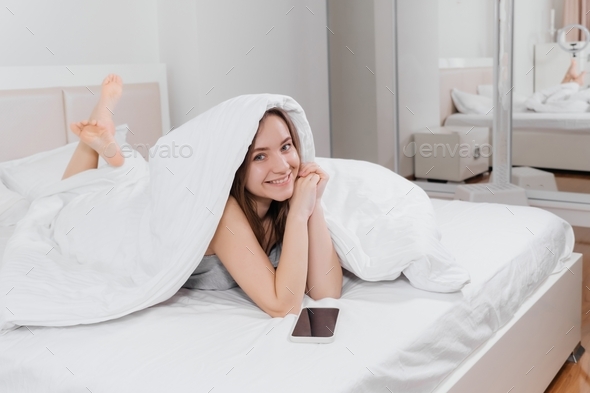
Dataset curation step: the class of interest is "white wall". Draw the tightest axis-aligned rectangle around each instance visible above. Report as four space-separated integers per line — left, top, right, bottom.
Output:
156 1 200 135
157 0 331 158
514 0 564 96
0 0 160 66
0 0 330 158
438 0 495 58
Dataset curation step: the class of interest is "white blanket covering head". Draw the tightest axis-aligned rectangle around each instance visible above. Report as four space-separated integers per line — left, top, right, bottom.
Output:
0 94 467 334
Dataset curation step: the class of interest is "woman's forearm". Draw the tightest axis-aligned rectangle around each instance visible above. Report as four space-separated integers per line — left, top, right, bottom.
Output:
274 211 308 316
307 203 342 299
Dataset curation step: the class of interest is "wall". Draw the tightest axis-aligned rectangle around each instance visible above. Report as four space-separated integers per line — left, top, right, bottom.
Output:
0 0 160 66
0 0 330 158
438 0 495 59
157 0 331 158
156 0 200 135
514 0 564 96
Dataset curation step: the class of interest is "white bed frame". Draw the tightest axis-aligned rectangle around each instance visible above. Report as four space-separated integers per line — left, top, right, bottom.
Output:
435 252 583 392
0 65 583 392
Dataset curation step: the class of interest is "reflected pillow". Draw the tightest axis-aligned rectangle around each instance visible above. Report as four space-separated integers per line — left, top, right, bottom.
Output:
451 88 494 114
477 84 493 98
477 84 530 113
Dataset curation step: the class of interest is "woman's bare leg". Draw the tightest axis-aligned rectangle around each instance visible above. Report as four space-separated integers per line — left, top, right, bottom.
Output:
561 58 586 85
62 74 124 180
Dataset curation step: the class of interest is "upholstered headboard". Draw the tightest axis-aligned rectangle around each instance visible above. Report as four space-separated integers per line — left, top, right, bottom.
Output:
0 64 170 162
439 66 493 125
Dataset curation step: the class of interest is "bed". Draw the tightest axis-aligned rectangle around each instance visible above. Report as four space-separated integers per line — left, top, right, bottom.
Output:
0 65 584 392
440 66 590 172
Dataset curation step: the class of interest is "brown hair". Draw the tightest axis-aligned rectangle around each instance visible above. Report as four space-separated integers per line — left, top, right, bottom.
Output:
230 107 302 254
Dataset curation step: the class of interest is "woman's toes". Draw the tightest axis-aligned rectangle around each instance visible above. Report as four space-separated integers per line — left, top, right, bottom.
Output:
105 74 120 85
69 122 82 136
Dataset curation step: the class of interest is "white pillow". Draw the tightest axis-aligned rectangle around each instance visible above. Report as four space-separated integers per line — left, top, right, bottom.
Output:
316 157 471 293
477 84 493 98
0 124 142 202
0 181 29 227
451 88 494 114
478 84 530 112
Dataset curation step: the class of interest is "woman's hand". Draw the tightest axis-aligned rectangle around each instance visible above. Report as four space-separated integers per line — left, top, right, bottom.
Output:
289 173 320 220
297 162 329 200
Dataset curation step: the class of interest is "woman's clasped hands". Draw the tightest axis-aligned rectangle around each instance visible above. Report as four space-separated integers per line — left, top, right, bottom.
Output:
289 162 330 220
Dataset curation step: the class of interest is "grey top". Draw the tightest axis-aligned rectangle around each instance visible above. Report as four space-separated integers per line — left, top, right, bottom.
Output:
182 242 283 290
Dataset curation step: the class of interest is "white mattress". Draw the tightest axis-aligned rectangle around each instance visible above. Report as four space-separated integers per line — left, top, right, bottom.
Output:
0 198 573 393
445 112 590 131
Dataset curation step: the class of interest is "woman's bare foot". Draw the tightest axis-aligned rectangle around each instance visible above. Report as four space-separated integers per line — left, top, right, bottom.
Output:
90 74 123 124
69 119 124 167
70 74 125 167
62 74 125 178
562 58 585 85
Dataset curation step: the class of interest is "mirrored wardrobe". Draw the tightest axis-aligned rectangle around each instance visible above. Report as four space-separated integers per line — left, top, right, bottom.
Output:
328 0 590 226
510 0 590 208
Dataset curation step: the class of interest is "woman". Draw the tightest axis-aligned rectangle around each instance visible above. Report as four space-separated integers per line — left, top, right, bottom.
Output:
62 74 343 318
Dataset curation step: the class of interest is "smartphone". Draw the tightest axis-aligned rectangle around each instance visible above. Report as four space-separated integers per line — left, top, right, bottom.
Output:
289 307 340 343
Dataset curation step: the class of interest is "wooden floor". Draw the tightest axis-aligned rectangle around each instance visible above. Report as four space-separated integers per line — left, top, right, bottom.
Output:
544 226 590 393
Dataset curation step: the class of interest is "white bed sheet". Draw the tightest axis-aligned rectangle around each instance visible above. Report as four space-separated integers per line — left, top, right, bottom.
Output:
0 198 573 393
445 112 590 131
0 227 14 257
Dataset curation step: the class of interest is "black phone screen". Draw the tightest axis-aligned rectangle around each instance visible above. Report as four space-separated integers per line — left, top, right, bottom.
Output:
291 307 339 337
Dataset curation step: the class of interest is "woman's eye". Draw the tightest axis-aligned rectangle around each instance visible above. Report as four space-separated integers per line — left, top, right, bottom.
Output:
254 144 291 161
254 154 264 161
282 144 291 151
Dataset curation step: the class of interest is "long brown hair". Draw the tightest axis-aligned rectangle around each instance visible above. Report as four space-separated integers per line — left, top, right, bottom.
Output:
230 107 302 254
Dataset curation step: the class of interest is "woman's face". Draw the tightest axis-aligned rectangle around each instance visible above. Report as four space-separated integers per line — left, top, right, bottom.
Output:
245 114 300 203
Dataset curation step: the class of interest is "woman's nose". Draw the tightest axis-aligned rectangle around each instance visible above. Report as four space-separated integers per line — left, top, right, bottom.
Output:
272 154 290 172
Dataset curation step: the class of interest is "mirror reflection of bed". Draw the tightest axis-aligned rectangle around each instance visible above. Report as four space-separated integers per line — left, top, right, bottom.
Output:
440 59 590 194
435 0 590 196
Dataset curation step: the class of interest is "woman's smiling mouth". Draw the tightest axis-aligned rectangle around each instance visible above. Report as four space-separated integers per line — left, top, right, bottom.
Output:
266 173 292 185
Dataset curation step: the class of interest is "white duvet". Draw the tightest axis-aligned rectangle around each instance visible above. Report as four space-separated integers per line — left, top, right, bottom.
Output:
0 94 468 334
525 82 590 113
